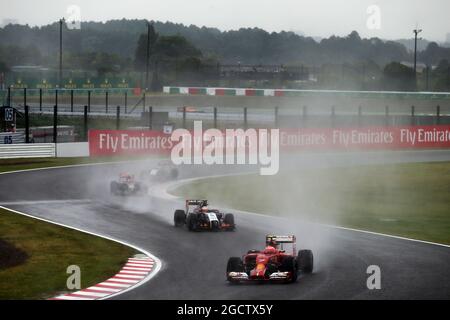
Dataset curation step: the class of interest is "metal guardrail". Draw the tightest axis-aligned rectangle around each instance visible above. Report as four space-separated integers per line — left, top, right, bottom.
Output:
0 143 55 159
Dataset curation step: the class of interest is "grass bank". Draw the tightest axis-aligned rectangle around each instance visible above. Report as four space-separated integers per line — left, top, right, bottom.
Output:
0 157 143 299
0 208 137 299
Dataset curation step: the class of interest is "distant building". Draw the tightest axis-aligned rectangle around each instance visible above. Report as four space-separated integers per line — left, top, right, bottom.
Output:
400 61 427 73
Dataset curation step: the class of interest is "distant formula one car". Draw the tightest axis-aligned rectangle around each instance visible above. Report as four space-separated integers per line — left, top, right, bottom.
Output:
110 173 148 196
226 235 313 283
141 160 179 182
173 200 235 231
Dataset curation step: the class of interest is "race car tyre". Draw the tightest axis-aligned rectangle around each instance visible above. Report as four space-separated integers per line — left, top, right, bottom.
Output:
187 214 199 231
119 183 129 196
211 220 220 231
174 210 186 227
224 213 235 230
297 249 314 273
279 256 298 283
226 257 244 282
110 181 118 195
227 257 244 272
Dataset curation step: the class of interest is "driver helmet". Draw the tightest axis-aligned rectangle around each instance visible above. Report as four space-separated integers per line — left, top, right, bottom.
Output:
201 206 209 213
263 246 277 254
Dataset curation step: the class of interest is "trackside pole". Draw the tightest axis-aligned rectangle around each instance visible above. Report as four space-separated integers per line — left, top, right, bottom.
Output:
436 105 440 125
88 90 91 112
357 105 362 127
84 105 88 141
274 106 279 128
116 106 120 130
106 91 109 114
24 104 29 143
148 106 153 129
385 105 389 126
124 91 128 114
39 88 42 112
53 104 58 143
243 107 248 129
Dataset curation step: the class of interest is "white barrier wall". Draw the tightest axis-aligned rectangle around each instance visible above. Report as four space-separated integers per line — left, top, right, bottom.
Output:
56 142 89 157
0 144 56 159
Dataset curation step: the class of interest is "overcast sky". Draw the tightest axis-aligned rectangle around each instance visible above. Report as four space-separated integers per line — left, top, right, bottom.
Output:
1 0 449 41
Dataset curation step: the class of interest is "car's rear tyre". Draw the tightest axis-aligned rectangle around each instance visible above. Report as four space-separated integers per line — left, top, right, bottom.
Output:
110 181 118 195
297 249 314 273
279 256 298 283
224 213 235 230
174 210 186 227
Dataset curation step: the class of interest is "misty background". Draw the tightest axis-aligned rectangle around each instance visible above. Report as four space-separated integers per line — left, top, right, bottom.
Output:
0 0 449 91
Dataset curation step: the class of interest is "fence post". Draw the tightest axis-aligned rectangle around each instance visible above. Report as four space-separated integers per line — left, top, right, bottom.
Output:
385 105 389 127
437 105 441 125
358 105 362 127
302 105 307 127
84 105 88 141
23 88 27 109
331 105 336 128
53 105 58 143
124 91 128 114
143 92 146 112
55 89 58 110
116 106 120 130
25 104 29 143
213 107 217 128
243 107 248 129
411 105 415 126
105 91 109 114
148 106 153 129
39 88 42 112
182 106 187 128
7 86 11 106
88 90 91 112
71 89 74 112
274 106 279 128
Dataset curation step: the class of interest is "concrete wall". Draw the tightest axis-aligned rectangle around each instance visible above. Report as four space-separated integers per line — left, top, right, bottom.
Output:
56 142 89 157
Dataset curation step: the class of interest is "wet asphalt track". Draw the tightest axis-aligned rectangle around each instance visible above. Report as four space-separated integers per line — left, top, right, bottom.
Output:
0 150 449 299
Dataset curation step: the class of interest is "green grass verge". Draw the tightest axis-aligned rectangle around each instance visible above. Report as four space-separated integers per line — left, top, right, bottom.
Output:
0 207 137 299
172 162 450 245
0 156 154 299
0 155 162 173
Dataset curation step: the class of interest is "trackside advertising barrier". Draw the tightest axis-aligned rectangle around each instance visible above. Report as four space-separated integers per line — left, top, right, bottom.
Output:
88 125 450 156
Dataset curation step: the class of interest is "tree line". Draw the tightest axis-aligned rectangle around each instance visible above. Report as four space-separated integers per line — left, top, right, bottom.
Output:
0 19 449 91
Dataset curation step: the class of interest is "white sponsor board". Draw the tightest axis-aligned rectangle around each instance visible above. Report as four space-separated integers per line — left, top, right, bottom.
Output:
0 132 25 144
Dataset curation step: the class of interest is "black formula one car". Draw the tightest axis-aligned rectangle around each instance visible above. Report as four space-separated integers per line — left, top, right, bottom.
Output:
140 160 179 182
173 200 235 231
226 235 313 283
110 173 148 196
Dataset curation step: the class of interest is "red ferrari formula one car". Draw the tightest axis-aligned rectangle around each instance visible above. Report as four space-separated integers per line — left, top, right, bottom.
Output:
226 235 313 283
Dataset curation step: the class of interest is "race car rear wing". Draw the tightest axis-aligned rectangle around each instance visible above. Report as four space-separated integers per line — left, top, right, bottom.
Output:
266 235 296 254
185 199 208 212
